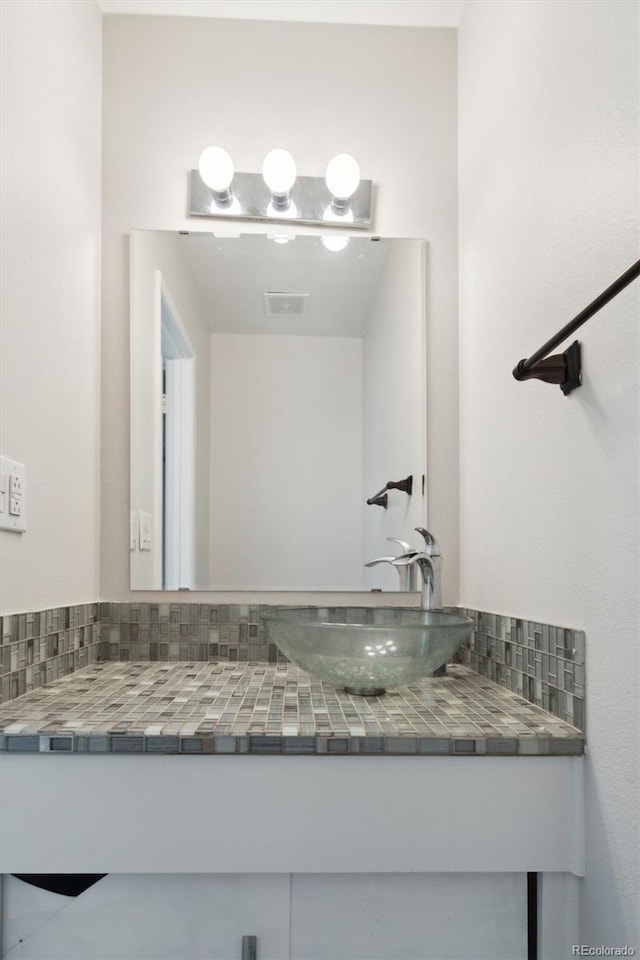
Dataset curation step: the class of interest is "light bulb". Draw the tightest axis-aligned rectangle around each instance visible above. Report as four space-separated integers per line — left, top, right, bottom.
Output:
199 146 234 199
322 236 350 253
262 149 297 200
325 154 360 205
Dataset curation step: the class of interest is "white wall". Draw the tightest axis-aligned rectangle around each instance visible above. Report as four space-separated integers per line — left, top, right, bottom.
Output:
101 14 459 603
129 230 211 588
362 240 428 591
0 0 102 615
458 0 639 949
209 333 363 589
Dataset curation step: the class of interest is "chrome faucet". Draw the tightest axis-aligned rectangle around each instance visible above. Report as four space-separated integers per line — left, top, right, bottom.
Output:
367 529 445 675
365 528 442 609
395 547 446 675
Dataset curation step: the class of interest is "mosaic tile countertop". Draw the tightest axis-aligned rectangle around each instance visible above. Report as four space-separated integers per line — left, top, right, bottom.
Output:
0 662 583 756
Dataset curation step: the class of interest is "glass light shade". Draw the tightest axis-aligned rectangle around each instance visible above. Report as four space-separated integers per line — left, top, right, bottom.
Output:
199 146 234 193
325 154 360 201
322 236 350 252
262 149 297 196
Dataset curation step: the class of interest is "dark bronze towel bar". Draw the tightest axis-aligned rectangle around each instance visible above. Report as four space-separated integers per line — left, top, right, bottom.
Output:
513 257 640 395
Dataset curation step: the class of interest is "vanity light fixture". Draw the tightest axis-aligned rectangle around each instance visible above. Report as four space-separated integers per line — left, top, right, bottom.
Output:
189 148 372 228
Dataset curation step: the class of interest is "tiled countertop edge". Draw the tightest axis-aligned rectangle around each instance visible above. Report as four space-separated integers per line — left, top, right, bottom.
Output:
0 732 584 756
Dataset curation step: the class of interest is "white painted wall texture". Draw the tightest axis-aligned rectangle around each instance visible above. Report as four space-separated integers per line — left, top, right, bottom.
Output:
101 14 459 603
0 0 102 614
458 0 639 949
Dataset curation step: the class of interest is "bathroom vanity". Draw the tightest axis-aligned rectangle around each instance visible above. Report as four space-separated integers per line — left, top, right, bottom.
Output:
0 616 584 959
0 600 586 957
0 659 584 870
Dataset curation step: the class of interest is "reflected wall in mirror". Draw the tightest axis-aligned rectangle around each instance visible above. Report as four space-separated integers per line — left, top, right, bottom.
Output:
130 231 427 591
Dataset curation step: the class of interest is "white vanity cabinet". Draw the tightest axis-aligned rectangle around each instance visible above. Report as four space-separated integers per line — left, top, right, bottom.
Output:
2 872 529 960
0 756 583 873
0 754 583 959
288 873 529 960
1 874 291 959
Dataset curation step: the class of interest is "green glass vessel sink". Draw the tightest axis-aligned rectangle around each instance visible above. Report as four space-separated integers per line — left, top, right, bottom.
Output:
261 607 473 696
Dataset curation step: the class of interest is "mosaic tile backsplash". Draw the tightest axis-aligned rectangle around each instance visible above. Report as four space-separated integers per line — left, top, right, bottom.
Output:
455 608 585 732
1 602 585 734
1 604 101 705
99 602 285 666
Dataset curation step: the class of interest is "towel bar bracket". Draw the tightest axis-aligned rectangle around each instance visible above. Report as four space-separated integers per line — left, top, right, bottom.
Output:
367 492 388 509
513 340 582 396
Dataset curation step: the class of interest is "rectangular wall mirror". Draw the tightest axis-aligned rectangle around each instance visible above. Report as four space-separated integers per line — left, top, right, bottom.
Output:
130 231 427 591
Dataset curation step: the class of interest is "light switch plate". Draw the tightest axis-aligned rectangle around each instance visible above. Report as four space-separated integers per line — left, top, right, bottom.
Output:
0 456 27 533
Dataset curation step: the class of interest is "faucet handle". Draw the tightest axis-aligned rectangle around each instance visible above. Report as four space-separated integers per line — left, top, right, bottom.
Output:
414 527 441 556
386 537 417 556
